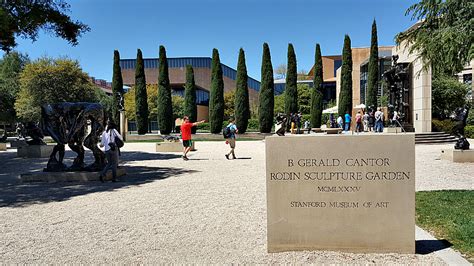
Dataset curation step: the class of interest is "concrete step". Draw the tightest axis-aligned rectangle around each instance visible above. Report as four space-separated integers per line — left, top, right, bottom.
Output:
415 131 458 144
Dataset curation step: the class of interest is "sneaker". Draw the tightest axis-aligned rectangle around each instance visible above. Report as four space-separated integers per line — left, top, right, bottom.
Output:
182 155 189 161
232 156 237 160
225 154 230 160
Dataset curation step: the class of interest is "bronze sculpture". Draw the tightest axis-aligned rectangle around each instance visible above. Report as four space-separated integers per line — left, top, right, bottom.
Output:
275 113 288 136
24 122 46 145
41 102 106 172
452 106 470 150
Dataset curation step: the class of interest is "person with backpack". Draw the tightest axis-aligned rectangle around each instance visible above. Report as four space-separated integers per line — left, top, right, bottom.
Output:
99 120 123 182
224 118 238 160
180 116 205 161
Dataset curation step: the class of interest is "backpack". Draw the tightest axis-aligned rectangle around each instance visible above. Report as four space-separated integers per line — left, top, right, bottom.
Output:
223 126 231 139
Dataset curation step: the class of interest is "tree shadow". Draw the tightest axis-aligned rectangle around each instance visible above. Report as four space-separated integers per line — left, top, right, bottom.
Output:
416 239 453 254
0 149 196 208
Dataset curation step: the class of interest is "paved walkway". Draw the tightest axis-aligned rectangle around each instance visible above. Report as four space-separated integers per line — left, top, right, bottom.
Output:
0 140 472 263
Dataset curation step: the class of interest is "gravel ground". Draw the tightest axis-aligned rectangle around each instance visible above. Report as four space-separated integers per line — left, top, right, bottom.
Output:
0 139 471 264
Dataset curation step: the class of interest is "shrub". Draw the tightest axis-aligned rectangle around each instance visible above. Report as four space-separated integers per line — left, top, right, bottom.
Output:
247 119 259 131
196 122 210 131
464 125 474 138
432 119 456 134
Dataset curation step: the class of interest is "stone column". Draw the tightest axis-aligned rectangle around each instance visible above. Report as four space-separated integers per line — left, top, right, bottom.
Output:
119 111 126 141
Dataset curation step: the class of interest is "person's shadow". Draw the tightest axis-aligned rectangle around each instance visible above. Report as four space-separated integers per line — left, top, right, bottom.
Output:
416 239 453 254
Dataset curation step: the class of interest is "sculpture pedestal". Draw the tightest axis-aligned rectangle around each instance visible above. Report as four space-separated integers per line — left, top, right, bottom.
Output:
0 142 6 151
384 127 403 133
323 128 342 134
20 168 127 183
10 139 27 148
17 145 54 158
441 149 474 163
156 141 194 152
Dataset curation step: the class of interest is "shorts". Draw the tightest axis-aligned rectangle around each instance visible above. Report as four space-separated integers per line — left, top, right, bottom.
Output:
183 140 193 147
227 138 236 148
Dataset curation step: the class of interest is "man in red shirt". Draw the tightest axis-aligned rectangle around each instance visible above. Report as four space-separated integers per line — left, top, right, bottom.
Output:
180 116 205 160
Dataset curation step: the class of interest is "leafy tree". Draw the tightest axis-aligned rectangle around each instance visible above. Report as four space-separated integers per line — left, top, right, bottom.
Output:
209 48 224 133
172 95 184 120
259 43 274 133
95 88 113 117
274 64 287 79
224 90 235 120
135 49 148 134
157 45 173 134
234 48 250 133
274 93 285 114
15 57 97 121
184 65 197 133
124 84 158 121
432 76 469 119
111 50 124 123
338 35 353 116
0 1 90 52
0 51 29 123
311 43 323 127
298 84 311 114
367 20 379 109
396 0 473 76
285 43 298 115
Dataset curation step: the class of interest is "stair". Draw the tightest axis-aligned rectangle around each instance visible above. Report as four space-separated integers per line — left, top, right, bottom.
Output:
415 132 457 144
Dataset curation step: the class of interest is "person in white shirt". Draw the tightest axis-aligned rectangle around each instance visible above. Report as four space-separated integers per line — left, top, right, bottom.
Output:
375 108 384 133
99 120 123 182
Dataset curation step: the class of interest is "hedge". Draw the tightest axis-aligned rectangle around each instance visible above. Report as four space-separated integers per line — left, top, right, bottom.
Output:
465 125 474 138
432 119 456 135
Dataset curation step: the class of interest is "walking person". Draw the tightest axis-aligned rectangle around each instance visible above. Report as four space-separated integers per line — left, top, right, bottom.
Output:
363 111 369 132
99 120 123 182
375 107 384 133
180 116 205 161
337 115 343 129
344 111 351 132
224 118 238 160
304 120 311 134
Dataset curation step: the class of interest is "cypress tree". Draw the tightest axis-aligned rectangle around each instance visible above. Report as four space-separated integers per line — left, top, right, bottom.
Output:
135 49 148 135
111 50 124 123
184 65 197 133
311 43 324 128
234 48 250 134
259 43 274 133
285 43 298 115
367 19 379 109
157 45 173 134
338 35 353 117
209 48 224 134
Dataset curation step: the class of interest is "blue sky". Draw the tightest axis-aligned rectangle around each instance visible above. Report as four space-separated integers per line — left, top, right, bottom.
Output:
4 0 419 82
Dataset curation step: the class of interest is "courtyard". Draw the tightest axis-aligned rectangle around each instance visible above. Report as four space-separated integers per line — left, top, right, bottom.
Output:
0 140 472 264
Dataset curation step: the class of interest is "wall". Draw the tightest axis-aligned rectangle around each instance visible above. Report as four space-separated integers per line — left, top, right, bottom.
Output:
393 41 432 133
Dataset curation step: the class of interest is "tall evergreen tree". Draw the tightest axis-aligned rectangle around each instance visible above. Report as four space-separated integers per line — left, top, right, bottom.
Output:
111 50 124 123
367 19 379 109
259 43 274 133
311 43 324 128
285 43 298 115
157 45 173 134
184 65 197 133
234 48 250 134
135 49 148 135
338 35 353 117
209 48 224 134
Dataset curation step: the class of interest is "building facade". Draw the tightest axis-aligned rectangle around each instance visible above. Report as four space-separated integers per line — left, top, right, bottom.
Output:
120 57 261 121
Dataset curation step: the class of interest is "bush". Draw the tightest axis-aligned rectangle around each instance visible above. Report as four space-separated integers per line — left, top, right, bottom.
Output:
465 125 474 138
196 122 210 131
432 119 456 134
247 119 259 131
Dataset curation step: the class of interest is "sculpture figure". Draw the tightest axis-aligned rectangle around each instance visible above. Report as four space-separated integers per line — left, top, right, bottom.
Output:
452 106 470 150
275 113 288 136
25 122 46 145
41 102 106 172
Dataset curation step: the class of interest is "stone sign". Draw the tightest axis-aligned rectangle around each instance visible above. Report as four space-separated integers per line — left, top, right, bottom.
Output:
266 134 415 254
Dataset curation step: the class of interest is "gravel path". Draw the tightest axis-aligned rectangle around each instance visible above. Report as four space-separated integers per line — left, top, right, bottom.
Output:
0 140 471 264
